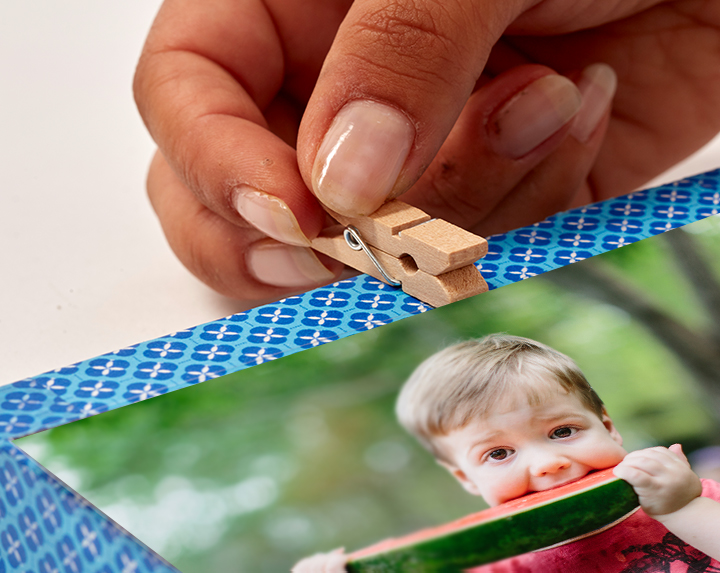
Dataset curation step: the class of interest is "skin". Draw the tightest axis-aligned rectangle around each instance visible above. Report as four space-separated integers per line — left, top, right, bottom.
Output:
615 444 720 560
292 381 720 572
434 382 627 506
134 0 720 307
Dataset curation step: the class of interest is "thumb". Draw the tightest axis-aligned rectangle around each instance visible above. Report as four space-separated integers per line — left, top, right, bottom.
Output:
297 0 531 217
669 443 690 464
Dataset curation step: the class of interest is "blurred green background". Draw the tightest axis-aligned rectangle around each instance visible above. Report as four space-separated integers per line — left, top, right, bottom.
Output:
16 216 720 572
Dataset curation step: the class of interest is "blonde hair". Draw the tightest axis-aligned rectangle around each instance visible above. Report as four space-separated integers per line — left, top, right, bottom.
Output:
396 334 604 460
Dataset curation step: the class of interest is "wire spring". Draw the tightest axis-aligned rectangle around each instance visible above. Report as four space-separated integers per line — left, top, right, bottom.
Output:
343 226 401 287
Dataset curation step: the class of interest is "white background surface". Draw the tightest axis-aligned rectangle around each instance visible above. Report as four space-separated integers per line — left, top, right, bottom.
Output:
2 1 720 387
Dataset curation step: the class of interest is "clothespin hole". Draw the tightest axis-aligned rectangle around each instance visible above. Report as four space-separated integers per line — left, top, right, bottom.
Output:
399 255 418 275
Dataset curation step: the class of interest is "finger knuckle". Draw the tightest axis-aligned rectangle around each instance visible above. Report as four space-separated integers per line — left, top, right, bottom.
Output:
134 52 208 147
134 53 185 130
175 137 207 203
132 53 150 112
133 52 170 122
426 167 489 225
174 217 219 281
356 0 448 50
348 0 473 86
168 213 240 297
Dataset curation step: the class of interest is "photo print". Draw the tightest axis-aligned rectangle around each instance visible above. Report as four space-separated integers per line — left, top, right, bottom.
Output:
14 213 720 572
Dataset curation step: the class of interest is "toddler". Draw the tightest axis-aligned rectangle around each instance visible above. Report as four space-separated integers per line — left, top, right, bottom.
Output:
293 335 720 571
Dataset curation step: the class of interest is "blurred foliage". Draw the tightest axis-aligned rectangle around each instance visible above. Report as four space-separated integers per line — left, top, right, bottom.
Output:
16 217 720 572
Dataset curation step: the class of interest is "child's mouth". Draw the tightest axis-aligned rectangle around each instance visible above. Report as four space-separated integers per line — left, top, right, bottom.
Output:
554 471 594 488
523 469 601 498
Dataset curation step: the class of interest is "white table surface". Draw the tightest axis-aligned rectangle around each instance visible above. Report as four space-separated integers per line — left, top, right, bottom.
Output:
2 1 719 387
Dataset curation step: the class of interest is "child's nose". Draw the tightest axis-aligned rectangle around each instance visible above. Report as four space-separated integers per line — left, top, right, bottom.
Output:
529 453 571 476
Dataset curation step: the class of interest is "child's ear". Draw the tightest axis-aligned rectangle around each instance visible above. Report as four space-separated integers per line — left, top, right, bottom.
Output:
437 460 482 496
601 407 623 447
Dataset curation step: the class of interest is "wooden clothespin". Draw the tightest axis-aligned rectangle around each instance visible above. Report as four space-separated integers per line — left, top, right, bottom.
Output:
311 201 488 307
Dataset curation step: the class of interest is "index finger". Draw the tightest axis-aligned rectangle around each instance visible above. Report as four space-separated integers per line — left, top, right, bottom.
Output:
133 0 324 238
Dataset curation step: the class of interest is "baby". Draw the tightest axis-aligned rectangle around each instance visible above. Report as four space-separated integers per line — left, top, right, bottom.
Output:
293 335 720 572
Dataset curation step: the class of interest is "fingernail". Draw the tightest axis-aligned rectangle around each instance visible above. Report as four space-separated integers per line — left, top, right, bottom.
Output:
312 100 414 216
571 63 617 143
233 186 310 247
488 74 582 158
247 240 336 287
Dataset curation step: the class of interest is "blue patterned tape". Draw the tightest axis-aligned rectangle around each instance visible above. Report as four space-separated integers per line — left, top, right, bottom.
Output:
0 442 175 572
1 169 719 571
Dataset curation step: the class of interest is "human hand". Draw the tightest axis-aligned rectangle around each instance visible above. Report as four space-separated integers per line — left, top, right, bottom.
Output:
614 444 703 520
291 548 347 573
134 0 720 306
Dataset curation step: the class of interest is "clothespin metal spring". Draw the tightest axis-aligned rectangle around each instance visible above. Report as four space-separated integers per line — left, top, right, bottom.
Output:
343 226 402 287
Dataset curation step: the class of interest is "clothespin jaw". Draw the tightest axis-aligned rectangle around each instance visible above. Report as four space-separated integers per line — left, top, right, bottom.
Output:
311 201 489 307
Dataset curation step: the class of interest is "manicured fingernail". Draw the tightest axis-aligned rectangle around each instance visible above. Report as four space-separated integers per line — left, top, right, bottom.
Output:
571 63 617 143
233 186 310 247
247 240 335 287
312 100 414 216
488 74 582 158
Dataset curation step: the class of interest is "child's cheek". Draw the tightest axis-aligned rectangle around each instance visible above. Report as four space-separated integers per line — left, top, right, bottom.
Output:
493 475 528 505
596 445 627 469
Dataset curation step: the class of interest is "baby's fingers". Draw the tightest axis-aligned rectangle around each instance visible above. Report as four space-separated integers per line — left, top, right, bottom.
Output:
615 445 703 518
614 448 677 486
668 443 691 466
613 462 654 489
615 449 672 487
147 152 342 307
622 447 691 474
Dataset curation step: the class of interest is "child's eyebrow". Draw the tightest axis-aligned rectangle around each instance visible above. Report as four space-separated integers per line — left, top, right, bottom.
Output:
534 411 587 422
466 431 506 455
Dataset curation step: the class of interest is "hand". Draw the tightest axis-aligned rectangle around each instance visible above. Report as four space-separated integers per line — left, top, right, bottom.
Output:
134 0 720 306
614 444 703 519
291 548 347 573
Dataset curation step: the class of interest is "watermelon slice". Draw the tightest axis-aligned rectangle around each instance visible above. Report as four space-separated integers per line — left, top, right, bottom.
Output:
346 467 638 572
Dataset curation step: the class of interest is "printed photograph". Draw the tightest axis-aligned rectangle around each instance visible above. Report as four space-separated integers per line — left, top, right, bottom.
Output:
16 215 720 572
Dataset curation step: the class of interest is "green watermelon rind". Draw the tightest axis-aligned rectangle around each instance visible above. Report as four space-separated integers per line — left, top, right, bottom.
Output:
346 476 638 572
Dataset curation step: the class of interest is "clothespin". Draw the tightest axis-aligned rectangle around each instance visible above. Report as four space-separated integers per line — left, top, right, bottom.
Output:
311 200 488 307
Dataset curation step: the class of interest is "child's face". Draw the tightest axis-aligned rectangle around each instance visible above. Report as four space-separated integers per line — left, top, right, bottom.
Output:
434 379 627 507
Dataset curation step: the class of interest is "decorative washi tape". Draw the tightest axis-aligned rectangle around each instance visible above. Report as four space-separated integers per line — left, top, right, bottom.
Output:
1 169 719 572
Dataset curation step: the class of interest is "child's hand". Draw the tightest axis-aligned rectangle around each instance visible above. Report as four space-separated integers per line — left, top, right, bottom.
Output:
614 444 703 520
291 548 347 573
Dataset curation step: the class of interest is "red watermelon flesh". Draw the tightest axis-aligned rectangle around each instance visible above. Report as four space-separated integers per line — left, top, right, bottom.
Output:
347 467 638 572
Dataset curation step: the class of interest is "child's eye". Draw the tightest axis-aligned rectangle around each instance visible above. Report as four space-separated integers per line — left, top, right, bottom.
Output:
487 448 513 461
550 427 577 439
